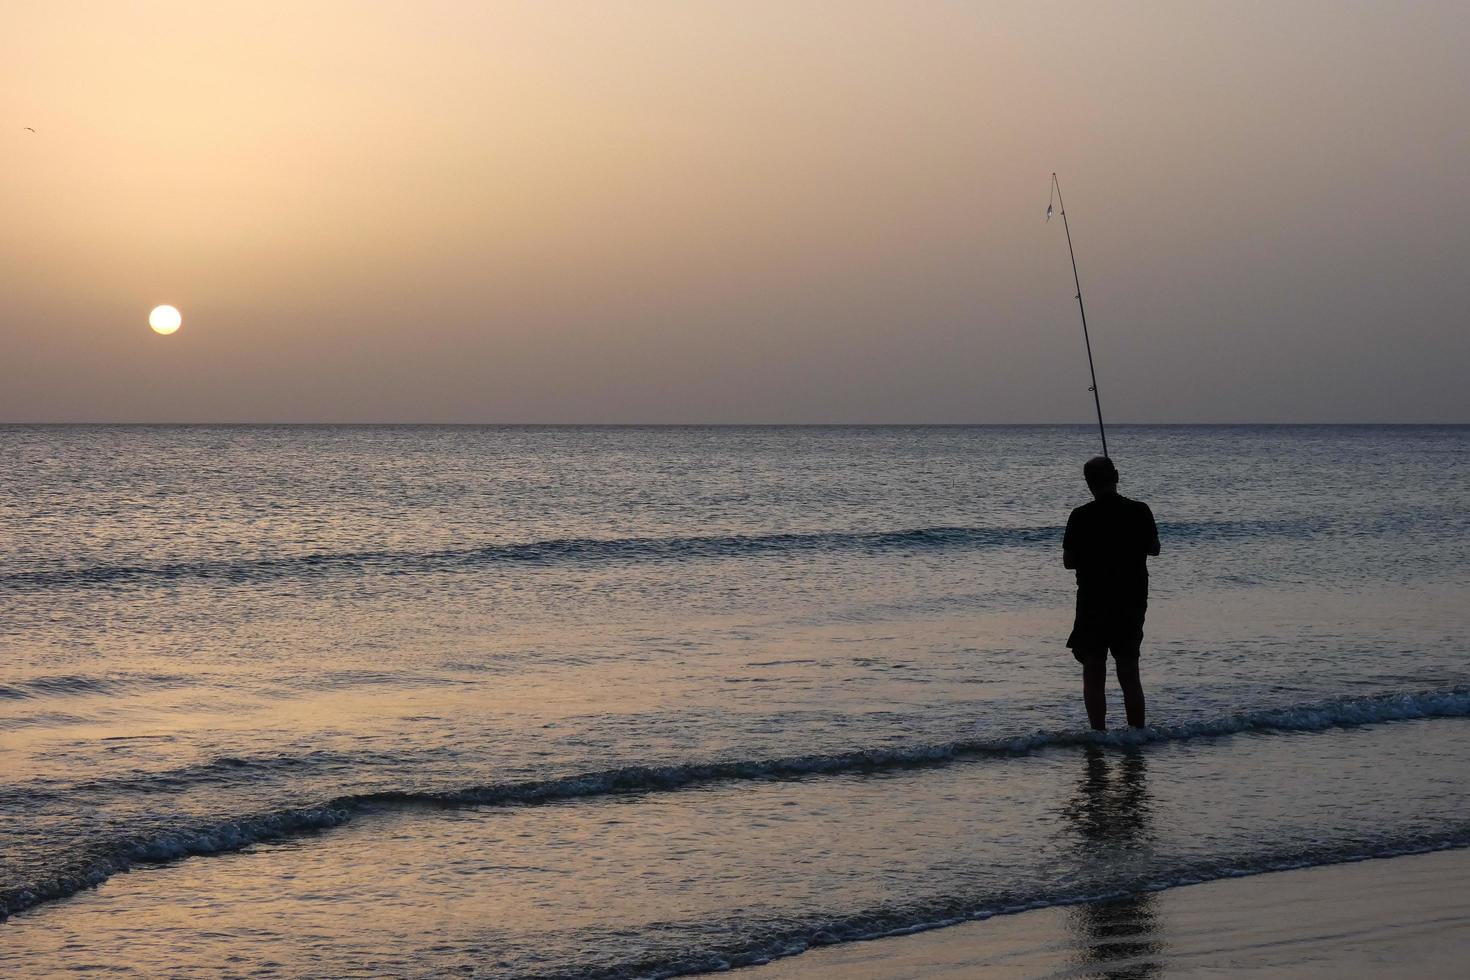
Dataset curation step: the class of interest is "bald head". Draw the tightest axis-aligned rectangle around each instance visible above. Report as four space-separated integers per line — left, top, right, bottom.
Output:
1083 455 1119 496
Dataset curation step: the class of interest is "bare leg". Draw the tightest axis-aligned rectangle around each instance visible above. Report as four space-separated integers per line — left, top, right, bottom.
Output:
1082 658 1107 731
1115 656 1146 729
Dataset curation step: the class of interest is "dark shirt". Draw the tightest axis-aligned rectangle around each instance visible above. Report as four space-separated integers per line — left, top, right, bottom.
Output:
1063 494 1158 605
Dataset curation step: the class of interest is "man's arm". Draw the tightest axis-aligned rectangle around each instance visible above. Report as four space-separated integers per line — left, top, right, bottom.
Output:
1063 510 1077 568
1144 505 1160 557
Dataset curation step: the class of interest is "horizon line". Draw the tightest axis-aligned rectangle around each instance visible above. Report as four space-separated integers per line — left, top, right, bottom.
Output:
1 421 1466 428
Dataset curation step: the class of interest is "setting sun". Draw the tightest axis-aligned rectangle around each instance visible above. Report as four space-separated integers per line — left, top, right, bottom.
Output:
148 305 181 335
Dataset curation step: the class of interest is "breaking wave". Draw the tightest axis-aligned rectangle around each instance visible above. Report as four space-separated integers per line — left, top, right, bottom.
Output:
3 686 1467 922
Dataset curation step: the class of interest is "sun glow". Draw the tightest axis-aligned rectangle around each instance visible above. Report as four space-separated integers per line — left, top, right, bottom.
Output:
149 305 182 335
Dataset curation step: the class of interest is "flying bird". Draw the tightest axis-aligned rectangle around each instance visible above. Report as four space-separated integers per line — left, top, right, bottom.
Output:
24 127 35 133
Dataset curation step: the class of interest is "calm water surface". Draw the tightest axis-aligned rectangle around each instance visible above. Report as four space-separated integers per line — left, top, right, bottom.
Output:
1 425 1467 977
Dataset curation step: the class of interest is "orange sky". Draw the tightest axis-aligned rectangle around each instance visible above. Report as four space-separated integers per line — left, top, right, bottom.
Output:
3 1 1467 422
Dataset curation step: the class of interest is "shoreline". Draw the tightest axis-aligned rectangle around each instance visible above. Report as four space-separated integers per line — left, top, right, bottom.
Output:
734 846 1470 978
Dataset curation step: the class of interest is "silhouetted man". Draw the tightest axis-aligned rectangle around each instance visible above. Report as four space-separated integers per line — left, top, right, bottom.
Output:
1063 456 1159 730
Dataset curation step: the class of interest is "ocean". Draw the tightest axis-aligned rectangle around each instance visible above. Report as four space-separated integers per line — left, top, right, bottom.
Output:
2 424 1467 978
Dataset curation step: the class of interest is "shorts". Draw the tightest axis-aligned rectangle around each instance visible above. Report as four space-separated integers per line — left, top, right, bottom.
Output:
1067 594 1145 665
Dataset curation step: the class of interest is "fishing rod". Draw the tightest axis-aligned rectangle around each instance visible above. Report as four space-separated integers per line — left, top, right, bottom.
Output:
1047 173 1108 459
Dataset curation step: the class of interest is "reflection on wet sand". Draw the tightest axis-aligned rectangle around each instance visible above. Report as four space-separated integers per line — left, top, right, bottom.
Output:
1063 746 1163 979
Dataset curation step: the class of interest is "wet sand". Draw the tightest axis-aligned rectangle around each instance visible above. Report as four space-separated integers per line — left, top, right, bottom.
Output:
740 847 1470 978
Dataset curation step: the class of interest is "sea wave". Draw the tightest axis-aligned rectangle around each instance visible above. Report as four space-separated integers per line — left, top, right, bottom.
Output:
1 747 410 806
531 828 1470 980
4 686 1468 922
0 515 1361 593
0 672 189 701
